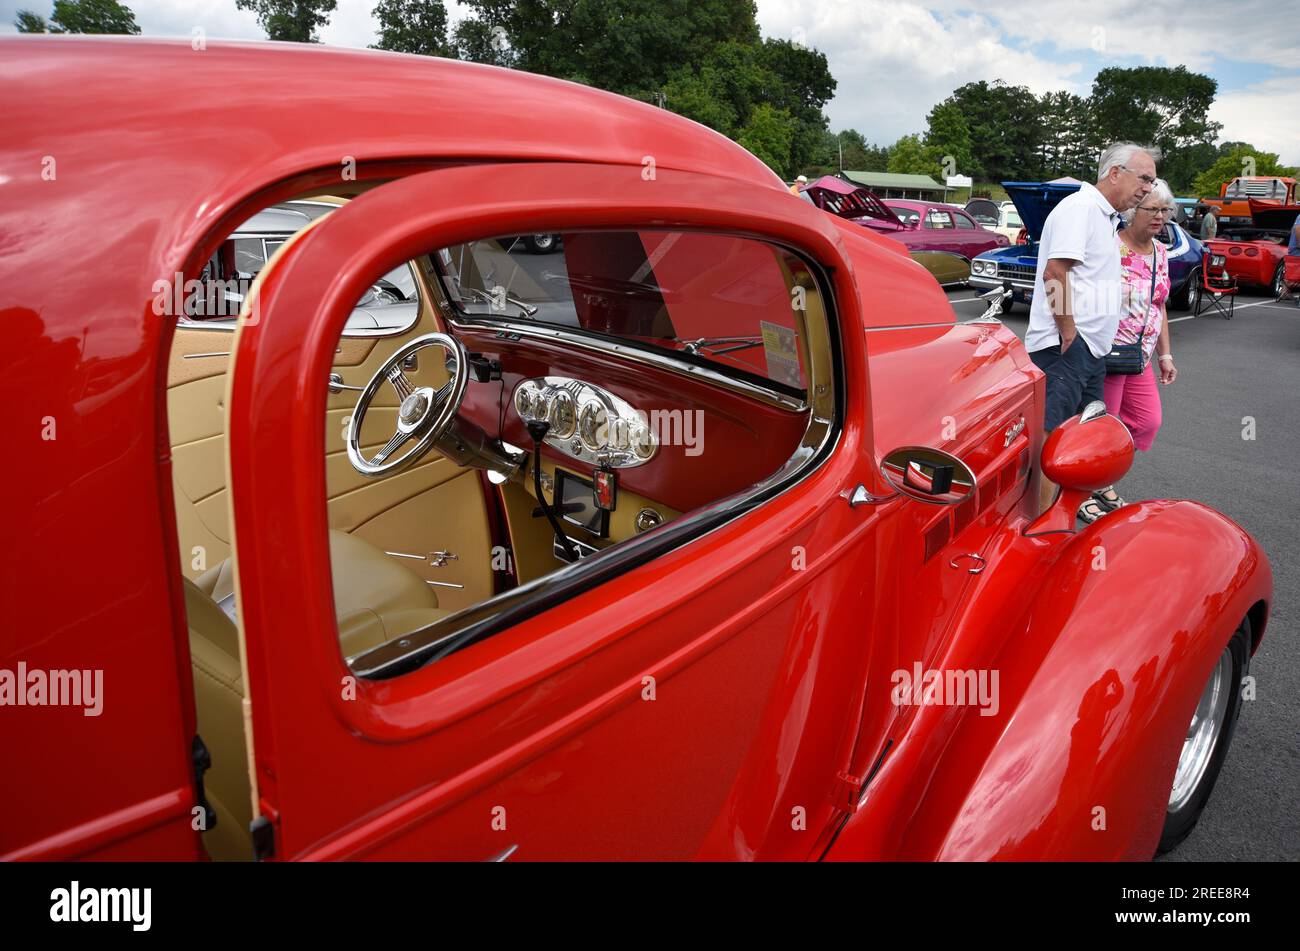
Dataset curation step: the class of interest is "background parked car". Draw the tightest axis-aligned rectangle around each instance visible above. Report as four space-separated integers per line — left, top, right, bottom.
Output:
969 179 1204 312
871 199 1011 286
1202 200 1300 298
803 176 1008 286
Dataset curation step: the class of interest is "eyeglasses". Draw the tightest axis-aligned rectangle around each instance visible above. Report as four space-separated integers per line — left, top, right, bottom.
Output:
1120 165 1158 186
1137 205 1175 217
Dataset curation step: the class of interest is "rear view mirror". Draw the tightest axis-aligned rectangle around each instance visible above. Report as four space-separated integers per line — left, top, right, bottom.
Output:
880 446 976 505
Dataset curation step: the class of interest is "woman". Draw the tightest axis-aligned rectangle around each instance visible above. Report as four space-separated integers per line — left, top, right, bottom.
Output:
1079 179 1179 523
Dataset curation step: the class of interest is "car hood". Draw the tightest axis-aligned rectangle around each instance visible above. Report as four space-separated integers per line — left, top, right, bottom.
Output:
802 176 904 230
1002 179 1085 241
1247 200 1300 231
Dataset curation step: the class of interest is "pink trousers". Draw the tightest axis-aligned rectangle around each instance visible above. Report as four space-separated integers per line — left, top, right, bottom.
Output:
1103 362 1162 451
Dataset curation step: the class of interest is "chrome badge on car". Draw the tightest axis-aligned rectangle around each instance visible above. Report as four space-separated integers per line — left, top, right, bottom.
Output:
1004 416 1025 447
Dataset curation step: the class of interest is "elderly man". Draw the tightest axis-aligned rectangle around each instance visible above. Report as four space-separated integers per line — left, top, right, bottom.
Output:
1027 143 1156 508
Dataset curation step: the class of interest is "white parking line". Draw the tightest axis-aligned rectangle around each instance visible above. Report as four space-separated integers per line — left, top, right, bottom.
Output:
1169 298 1297 322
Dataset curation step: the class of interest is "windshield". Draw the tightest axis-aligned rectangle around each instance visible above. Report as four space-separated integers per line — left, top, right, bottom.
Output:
436 231 810 391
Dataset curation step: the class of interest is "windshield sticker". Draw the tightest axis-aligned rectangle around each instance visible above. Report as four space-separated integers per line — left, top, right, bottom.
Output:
760 320 801 387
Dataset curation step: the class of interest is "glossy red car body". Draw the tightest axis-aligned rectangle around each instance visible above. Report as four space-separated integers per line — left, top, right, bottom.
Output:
0 37 1273 862
1204 200 1300 295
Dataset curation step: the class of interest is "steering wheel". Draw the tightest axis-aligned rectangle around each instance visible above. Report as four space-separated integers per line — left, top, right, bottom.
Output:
346 332 469 478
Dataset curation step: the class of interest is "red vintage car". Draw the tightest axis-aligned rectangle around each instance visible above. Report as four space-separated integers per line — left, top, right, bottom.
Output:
1 38 1273 862
1203 199 1300 297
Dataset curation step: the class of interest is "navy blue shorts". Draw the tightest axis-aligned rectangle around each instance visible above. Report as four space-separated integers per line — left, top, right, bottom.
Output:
1030 340 1106 433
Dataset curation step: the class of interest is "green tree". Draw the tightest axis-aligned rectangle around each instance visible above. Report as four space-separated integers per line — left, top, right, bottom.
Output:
1090 66 1221 193
941 80 1044 183
924 101 976 180
1035 90 1094 181
1191 145 1298 200
236 0 337 43
16 0 140 33
371 0 451 56
449 1 833 176
15 9 49 30
887 133 942 180
736 103 796 177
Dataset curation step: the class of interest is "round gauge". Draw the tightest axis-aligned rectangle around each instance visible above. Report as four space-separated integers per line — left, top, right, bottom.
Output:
548 389 577 439
630 422 656 460
578 401 609 451
532 388 551 424
513 381 539 419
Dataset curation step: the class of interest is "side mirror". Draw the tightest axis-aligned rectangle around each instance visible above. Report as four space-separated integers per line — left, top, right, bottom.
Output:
1026 401 1134 535
880 446 977 506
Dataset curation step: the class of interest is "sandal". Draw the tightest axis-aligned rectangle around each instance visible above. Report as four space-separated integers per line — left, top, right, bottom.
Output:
1092 486 1125 511
1077 498 1107 524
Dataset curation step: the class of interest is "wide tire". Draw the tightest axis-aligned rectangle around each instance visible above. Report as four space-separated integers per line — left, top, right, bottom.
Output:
1157 618 1250 854
1169 268 1198 311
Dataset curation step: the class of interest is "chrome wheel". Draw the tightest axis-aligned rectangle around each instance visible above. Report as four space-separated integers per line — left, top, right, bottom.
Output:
1168 646 1233 813
1274 263 1286 299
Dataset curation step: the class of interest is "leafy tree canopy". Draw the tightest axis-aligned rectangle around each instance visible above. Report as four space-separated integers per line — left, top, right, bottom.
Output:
371 0 451 57
236 0 337 43
15 0 140 34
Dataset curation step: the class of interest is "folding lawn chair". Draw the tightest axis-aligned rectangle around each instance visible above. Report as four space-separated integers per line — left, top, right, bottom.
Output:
1195 249 1237 320
1280 256 1300 308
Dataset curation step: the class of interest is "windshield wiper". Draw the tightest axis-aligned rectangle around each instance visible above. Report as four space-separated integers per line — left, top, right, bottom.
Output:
682 335 765 356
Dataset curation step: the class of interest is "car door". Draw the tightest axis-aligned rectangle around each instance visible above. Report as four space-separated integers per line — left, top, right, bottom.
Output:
225 161 885 861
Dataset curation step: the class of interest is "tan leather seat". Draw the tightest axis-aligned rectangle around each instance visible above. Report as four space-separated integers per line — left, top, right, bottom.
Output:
193 529 451 656
186 530 449 860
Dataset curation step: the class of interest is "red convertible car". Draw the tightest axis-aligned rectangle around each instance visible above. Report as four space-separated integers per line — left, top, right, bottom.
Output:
1203 200 1300 297
1 38 1272 862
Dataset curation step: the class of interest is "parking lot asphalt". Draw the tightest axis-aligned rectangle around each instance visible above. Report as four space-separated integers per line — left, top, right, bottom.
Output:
946 285 1300 861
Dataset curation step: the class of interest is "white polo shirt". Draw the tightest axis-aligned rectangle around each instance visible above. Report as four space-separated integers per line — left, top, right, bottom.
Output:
1026 182 1123 358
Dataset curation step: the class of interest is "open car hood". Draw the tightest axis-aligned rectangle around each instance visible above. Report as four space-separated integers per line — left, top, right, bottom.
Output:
802 175 903 230
1002 179 1084 241
1246 199 1300 232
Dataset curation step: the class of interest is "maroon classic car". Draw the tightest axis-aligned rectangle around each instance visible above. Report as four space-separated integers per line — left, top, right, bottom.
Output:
801 177 1008 286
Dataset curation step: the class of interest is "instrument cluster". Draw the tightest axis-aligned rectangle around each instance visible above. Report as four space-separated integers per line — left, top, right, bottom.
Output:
513 376 658 469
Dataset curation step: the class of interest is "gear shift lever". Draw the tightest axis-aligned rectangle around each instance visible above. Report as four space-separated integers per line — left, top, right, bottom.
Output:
526 420 578 561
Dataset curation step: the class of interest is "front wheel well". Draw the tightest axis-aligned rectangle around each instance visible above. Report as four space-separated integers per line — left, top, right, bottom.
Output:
1246 599 1269 654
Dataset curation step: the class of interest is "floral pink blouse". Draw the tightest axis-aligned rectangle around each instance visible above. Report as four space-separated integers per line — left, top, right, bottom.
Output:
1115 233 1170 363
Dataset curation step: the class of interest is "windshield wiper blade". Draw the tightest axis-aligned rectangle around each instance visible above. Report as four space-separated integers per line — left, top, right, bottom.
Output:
682 335 764 355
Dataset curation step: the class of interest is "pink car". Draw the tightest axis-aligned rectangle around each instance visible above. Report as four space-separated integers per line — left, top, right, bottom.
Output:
802 178 1008 286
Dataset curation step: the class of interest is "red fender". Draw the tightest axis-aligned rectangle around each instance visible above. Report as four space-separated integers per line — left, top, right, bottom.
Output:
827 499 1271 861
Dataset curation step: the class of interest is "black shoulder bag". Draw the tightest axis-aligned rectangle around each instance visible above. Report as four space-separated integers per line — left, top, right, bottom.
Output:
1105 246 1158 376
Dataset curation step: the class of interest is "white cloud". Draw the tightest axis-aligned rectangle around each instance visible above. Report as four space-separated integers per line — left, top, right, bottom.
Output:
952 0 1299 72
1211 78 1300 167
757 0 1086 145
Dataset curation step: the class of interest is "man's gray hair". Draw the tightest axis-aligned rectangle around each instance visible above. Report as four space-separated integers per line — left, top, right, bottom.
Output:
1097 142 1153 182
1121 179 1176 224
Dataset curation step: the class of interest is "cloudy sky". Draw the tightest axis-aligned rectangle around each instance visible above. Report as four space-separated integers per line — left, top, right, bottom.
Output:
3 0 1297 164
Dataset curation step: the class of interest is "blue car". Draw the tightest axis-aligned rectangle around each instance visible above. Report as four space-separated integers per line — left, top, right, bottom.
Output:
969 180 1203 313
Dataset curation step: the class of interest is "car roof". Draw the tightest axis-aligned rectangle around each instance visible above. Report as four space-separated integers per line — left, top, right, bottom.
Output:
3 37 787 248
233 206 315 235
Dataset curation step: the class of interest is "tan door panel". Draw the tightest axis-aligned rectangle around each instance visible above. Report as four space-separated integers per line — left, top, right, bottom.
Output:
327 456 464 532
347 470 495 613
